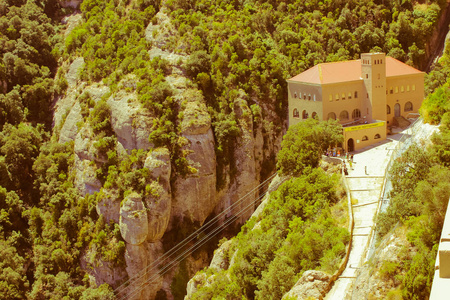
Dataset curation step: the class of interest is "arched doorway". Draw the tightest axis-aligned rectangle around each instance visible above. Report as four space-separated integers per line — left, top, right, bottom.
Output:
347 138 354 152
394 103 400 117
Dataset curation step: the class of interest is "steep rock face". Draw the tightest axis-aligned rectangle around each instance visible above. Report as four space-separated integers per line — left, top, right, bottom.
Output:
59 101 82 144
54 58 84 129
144 181 171 242
73 125 102 195
214 94 262 224
107 89 154 151
96 188 121 224
82 245 127 289
144 148 172 242
171 92 217 226
282 270 331 300
73 155 102 196
124 242 164 300
120 192 149 245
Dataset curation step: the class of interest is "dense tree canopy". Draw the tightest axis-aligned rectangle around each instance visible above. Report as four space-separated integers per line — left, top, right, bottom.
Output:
277 118 343 176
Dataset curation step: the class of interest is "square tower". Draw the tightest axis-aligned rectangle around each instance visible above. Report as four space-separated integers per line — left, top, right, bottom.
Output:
361 53 387 122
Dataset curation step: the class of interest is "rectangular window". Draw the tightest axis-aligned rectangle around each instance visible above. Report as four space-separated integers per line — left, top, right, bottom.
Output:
390 87 393 94
336 94 339 100
395 86 398 93
412 84 416 91
348 92 352 99
303 94 306 100
329 94 332 101
401 86 404 93
308 94 311 100
366 74 368 79
342 93 345 100
407 85 410 92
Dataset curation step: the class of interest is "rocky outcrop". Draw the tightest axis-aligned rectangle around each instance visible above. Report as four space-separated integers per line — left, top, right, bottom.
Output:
282 270 331 300
120 192 149 245
96 188 121 224
209 239 233 273
124 241 164 300
171 91 217 226
74 155 102 196
59 101 82 144
351 226 410 299
214 93 261 224
144 181 171 242
82 244 127 289
107 89 154 151
58 0 83 9
185 272 208 299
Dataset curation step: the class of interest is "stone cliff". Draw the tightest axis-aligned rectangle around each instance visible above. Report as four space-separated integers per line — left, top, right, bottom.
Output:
54 10 282 298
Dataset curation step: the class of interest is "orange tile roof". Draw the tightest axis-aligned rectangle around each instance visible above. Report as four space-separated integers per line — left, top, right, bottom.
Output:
385 57 423 77
288 57 422 84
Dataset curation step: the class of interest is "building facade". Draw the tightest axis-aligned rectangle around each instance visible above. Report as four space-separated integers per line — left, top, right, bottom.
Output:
287 53 424 152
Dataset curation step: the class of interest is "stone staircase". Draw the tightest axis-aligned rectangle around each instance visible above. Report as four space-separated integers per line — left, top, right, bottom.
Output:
394 116 411 129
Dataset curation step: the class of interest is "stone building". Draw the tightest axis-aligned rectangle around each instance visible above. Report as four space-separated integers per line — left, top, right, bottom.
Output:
287 53 424 151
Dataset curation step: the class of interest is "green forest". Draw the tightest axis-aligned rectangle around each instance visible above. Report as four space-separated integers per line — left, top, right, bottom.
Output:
0 0 450 298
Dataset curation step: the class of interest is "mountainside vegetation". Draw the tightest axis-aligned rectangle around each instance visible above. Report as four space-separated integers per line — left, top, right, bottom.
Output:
371 34 450 299
0 0 449 298
189 170 349 300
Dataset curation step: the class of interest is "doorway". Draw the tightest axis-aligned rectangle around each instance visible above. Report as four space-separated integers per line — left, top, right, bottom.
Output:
347 138 354 152
394 103 400 117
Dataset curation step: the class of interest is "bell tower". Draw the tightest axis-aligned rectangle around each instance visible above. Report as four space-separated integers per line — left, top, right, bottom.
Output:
361 53 387 122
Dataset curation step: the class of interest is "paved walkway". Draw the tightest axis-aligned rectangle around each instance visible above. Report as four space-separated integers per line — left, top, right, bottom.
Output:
325 120 439 300
325 137 399 300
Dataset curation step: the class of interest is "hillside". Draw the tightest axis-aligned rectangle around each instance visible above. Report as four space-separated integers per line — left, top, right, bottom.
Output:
0 0 450 299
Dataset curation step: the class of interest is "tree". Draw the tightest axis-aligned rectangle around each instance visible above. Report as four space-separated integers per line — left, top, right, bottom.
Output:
277 118 343 176
0 123 45 196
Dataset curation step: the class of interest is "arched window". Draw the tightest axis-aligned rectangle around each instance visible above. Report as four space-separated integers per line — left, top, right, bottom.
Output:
327 112 336 120
293 108 299 118
387 105 391 114
302 110 308 119
374 134 381 139
352 109 361 119
405 101 413 112
339 110 349 120
312 112 317 119
362 136 368 141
